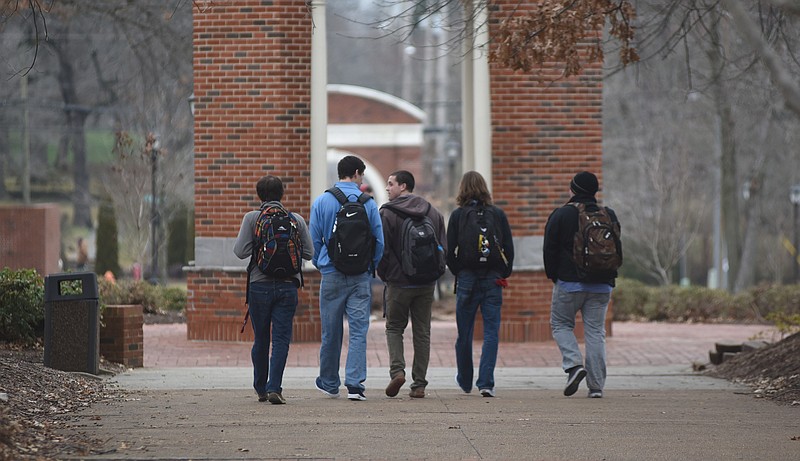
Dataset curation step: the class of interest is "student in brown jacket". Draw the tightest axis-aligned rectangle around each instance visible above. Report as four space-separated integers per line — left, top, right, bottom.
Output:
377 170 447 399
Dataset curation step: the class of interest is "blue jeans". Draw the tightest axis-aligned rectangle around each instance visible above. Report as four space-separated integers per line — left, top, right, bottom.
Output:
317 271 372 394
550 283 610 391
454 271 502 392
248 280 298 395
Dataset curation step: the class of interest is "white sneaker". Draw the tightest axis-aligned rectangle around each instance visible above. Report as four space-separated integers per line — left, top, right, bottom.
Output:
588 390 603 398
480 388 495 398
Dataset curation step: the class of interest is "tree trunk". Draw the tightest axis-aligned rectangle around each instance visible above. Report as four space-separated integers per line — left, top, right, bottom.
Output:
0 113 8 199
709 17 741 291
53 27 93 228
70 110 92 227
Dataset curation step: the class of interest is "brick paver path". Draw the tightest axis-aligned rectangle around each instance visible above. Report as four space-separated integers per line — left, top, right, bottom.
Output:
144 321 778 369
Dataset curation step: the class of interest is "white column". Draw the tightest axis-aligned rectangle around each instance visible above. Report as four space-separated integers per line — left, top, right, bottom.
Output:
461 1 475 174
472 1 492 192
310 0 328 201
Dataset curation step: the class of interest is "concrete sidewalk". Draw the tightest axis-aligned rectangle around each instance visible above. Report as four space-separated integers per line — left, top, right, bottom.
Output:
59 321 798 461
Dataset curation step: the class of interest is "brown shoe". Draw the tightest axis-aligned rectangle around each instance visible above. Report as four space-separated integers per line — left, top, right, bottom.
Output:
409 387 426 398
385 374 406 397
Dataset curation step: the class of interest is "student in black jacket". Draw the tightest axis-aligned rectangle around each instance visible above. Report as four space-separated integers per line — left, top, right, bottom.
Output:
544 171 621 399
446 171 514 397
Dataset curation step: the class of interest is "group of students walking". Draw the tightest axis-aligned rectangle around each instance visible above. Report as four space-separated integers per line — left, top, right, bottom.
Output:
234 155 621 405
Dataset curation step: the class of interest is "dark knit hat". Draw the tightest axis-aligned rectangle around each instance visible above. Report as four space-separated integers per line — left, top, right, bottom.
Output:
570 171 599 195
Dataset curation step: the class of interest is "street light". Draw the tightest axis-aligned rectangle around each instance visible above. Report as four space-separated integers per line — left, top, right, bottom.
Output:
148 133 160 285
791 184 800 283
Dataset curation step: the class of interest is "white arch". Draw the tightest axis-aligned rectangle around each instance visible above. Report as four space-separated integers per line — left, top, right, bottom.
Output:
327 84 427 122
327 149 388 206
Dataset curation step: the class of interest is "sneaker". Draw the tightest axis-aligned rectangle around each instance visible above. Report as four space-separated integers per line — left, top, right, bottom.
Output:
385 374 406 397
347 387 367 401
564 366 587 396
454 374 471 394
315 378 339 399
480 388 495 398
267 392 286 404
257 392 268 402
588 389 603 399
409 387 426 398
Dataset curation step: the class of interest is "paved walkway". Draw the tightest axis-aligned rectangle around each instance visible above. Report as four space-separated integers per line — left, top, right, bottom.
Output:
65 320 799 461
144 320 779 369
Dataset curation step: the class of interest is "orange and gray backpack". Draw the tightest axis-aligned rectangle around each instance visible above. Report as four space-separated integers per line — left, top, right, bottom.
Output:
251 203 303 283
241 203 304 333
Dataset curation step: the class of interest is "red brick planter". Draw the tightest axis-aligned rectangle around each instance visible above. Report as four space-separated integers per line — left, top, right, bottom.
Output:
100 305 144 368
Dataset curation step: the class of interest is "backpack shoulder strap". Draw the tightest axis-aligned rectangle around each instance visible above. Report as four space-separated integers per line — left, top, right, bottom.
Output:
326 187 348 205
357 192 372 204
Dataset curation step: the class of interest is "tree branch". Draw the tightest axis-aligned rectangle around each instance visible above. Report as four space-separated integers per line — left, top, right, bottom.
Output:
721 0 800 117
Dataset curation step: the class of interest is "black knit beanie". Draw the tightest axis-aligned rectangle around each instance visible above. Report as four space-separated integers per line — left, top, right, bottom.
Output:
570 171 599 195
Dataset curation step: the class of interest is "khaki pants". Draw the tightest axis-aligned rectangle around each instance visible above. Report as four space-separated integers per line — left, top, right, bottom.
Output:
384 284 435 389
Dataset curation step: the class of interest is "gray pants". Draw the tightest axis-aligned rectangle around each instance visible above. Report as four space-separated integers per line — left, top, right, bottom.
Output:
384 284 435 389
550 284 610 391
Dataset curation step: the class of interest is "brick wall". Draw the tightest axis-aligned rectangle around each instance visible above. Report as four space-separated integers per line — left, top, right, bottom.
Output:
0 204 61 276
187 270 321 342
329 93 420 124
193 1 312 238
190 1 316 341
486 1 609 341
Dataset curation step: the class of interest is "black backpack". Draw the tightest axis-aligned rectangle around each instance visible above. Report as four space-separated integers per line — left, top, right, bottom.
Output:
326 187 375 275
251 203 304 282
383 203 446 284
569 202 622 279
457 204 509 273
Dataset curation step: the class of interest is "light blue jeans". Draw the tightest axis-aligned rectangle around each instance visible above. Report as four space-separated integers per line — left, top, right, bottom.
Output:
248 280 298 395
317 271 372 394
454 270 502 392
550 283 610 391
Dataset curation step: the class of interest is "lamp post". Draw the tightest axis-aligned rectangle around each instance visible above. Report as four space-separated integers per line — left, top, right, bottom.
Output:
791 184 800 283
148 133 160 285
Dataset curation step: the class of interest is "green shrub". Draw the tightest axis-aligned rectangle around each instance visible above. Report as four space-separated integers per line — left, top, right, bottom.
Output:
159 286 187 312
610 278 651 321
98 279 186 314
612 279 800 326
95 199 121 277
0 268 44 342
167 206 190 268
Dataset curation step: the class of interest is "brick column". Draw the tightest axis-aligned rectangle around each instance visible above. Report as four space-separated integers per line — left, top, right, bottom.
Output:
486 1 612 341
100 305 143 368
189 1 320 341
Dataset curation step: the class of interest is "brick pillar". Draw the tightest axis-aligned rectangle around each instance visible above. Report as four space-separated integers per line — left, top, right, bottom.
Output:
486 1 612 341
100 305 144 368
0 204 61 276
189 1 320 341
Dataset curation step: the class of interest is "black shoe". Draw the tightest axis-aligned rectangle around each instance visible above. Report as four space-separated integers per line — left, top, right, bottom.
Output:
258 392 268 402
564 366 587 396
347 386 366 401
268 392 286 404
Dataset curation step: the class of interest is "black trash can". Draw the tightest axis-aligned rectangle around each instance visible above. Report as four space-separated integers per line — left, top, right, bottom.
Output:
43 272 100 374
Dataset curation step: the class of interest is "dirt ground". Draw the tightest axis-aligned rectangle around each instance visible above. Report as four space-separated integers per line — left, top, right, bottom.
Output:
705 331 800 404
1 325 798 460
